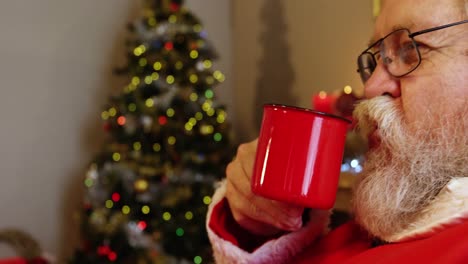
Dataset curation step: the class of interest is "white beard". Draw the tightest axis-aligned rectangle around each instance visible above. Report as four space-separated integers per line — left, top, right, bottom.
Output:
351 96 468 240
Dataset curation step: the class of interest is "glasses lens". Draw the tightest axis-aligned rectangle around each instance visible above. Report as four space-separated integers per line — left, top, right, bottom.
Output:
381 29 420 77
358 52 376 83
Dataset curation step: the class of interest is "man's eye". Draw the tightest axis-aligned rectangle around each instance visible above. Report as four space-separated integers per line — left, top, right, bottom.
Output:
400 42 416 52
398 42 418 64
414 42 430 53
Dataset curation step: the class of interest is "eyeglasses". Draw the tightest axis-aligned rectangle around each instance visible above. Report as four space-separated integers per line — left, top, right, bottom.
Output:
357 20 468 84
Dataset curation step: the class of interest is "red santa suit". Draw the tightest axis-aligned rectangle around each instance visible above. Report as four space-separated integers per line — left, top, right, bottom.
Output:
206 177 468 263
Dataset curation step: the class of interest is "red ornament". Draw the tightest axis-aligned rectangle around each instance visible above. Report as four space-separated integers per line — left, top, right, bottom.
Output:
158 116 168 125
117 116 126 126
111 192 121 202
137 220 147 230
170 3 180 12
164 42 174 51
97 245 111 256
103 122 112 131
108 251 117 261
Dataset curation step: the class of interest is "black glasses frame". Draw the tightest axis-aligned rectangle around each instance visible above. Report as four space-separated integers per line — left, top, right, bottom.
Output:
357 19 468 83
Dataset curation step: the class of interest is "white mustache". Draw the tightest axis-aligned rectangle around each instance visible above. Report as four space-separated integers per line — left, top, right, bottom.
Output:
353 96 407 150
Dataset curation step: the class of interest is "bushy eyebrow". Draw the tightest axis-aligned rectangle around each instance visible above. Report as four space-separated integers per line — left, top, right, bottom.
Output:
367 22 416 47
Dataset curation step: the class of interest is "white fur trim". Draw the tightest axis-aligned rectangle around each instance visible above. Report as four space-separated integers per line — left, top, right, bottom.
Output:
206 180 330 264
385 177 468 242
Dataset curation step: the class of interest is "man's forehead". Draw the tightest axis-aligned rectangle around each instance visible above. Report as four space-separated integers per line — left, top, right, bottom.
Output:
369 17 417 46
368 22 416 46
370 0 457 44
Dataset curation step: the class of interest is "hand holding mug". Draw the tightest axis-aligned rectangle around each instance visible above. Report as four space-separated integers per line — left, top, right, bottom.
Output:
225 139 304 236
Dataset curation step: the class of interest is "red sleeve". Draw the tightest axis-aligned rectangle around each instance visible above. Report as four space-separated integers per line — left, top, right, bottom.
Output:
0 257 48 264
0 258 27 264
208 198 286 252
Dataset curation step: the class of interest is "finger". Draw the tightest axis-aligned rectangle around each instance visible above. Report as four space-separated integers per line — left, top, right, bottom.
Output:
226 139 304 231
227 176 303 231
229 145 304 220
232 211 283 236
235 141 257 179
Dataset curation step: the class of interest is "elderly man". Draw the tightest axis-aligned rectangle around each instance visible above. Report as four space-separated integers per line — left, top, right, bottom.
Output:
206 0 468 263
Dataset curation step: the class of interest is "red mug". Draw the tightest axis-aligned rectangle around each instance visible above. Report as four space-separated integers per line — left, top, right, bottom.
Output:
251 104 351 209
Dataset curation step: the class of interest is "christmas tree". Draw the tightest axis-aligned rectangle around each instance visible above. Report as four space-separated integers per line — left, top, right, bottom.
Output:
70 0 234 263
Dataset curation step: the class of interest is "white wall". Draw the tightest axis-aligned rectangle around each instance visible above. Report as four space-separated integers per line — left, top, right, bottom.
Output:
0 0 231 261
231 0 374 141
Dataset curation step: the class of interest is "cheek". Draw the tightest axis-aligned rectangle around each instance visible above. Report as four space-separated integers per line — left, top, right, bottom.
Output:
400 77 445 129
439 65 468 113
400 54 467 130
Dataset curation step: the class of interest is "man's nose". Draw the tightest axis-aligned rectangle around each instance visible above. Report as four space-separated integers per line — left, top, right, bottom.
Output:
364 63 401 99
